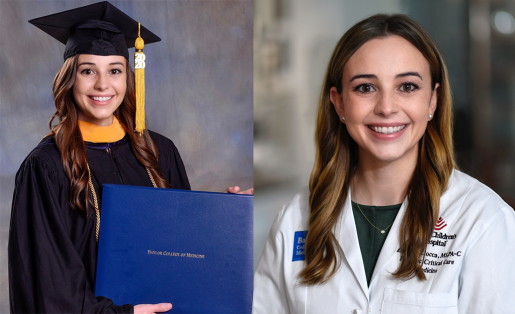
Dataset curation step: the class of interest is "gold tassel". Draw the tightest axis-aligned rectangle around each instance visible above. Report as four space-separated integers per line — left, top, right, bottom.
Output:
135 22 146 135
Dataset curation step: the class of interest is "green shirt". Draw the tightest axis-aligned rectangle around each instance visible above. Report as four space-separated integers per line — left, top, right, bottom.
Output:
351 201 401 286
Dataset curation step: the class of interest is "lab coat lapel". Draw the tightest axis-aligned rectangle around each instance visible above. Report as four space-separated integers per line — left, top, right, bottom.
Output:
369 199 408 284
336 191 369 300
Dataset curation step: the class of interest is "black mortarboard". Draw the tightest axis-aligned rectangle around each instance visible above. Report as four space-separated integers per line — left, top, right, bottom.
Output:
28 1 161 60
29 1 160 134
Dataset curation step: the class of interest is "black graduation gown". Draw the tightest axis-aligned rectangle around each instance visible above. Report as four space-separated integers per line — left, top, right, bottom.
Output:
8 131 190 314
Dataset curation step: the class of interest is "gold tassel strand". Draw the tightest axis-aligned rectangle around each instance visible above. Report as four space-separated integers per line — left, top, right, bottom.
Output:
135 22 146 135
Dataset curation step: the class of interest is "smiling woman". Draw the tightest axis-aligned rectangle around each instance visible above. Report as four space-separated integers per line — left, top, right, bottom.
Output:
7 2 254 314
330 35 439 169
73 55 128 126
253 14 515 314
9 3 190 314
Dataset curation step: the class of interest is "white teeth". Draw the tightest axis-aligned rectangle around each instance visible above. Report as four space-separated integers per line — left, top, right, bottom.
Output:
91 96 112 102
371 125 406 134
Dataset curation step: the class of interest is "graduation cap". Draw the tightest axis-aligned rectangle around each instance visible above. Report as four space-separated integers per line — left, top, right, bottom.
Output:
29 1 160 134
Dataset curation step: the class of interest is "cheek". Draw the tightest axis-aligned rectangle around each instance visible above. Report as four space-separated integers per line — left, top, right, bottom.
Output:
110 78 127 110
343 95 370 123
115 77 127 97
341 97 368 138
404 103 430 138
72 78 86 105
407 96 431 122
72 76 93 96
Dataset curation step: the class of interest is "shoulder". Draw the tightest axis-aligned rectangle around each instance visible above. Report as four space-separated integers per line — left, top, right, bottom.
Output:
15 135 64 185
269 187 311 241
148 130 177 148
444 169 512 215
148 130 180 155
447 169 506 202
19 136 62 173
440 169 514 244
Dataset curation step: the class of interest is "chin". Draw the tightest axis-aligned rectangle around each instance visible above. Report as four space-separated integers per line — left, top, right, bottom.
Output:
91 109 115 119
369 145 418 164
375 155 406 163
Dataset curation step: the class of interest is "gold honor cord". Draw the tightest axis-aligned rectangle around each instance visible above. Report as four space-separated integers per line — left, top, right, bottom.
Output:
355 202 394 234
87 163 157 242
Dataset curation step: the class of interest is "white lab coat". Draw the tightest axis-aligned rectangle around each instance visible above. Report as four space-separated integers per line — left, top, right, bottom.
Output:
253 170 515 314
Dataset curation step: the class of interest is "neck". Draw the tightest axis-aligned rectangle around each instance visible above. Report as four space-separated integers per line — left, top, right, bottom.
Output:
352 147 417 206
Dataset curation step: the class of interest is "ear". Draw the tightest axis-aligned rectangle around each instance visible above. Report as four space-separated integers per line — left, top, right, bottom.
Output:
329 87 344 122
429 83 440 116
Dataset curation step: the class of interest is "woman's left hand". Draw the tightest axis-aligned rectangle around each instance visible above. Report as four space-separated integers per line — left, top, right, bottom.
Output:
224 186 254 195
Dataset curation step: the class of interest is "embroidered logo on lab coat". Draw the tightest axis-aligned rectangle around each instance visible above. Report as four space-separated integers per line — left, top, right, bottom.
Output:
435 217 447 230
292 231 307 261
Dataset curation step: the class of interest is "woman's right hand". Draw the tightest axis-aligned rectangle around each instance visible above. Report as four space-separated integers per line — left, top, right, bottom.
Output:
134 303 172 314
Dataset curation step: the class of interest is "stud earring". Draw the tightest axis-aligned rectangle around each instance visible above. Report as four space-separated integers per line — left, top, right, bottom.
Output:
429 114 433 120
341 116 346 122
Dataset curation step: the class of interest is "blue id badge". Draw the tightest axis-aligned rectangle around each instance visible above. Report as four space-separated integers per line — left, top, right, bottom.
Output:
292 231 308 261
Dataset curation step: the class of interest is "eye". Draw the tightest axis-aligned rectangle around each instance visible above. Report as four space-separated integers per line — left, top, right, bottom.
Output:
80 68 95 75
110 68 123 75
399 83 418 93
355 84 376 94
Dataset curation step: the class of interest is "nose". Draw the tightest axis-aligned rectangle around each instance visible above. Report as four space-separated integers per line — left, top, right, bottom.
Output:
374 90 398 117
94 72 109 91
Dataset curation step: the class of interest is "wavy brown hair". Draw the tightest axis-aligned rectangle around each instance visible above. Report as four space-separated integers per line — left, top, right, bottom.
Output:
300 14 455 284
50 55 171 214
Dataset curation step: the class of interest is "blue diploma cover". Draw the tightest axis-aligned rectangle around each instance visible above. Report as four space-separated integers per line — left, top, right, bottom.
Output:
95 185 253 313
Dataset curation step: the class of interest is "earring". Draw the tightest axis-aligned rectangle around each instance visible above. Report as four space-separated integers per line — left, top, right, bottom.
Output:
341 116 346 122
429 114 433 120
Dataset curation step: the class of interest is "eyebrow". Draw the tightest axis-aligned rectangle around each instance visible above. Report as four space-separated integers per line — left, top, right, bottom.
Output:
349 74 377 82
349 71 423 82
78 62 125 66
395 71 423 80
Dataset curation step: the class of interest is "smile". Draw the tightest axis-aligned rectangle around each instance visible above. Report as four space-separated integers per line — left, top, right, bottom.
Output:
89 96 113 102
369 125 406 135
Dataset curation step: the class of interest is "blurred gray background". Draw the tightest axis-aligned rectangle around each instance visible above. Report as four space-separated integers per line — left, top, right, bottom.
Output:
254 0 515 270
0 0 252 311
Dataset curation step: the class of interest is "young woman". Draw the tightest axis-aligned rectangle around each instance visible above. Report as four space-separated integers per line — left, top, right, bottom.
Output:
253 14 515 314
8 3 250 314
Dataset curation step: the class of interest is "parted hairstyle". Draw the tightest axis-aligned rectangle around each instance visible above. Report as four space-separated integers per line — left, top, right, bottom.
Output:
50 55 171 214
300 14 455 284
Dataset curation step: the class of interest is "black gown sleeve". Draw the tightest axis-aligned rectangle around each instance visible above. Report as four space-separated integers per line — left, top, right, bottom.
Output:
168 141 190 190
150 131 191 190
8 149 133 314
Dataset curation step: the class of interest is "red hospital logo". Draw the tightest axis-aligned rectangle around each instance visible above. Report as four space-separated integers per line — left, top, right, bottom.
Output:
435 217 447 230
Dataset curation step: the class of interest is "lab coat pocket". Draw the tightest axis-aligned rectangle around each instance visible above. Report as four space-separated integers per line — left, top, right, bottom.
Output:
381 287 457 314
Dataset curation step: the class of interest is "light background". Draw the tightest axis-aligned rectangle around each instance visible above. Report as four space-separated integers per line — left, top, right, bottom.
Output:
0 0 253 311
253 0 515 270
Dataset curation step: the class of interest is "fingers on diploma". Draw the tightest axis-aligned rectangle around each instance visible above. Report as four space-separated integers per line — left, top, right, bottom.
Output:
223 186 254 194
134 302 172 314
240 187 254 195
223 186 240 193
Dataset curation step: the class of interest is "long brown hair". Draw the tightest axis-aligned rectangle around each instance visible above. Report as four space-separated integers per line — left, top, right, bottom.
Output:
50 55 171 214
300 14 455 284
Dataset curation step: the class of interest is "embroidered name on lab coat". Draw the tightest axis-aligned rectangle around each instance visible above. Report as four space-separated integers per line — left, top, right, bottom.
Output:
395 222 463 274
292 231 308 261
404 222 463 274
